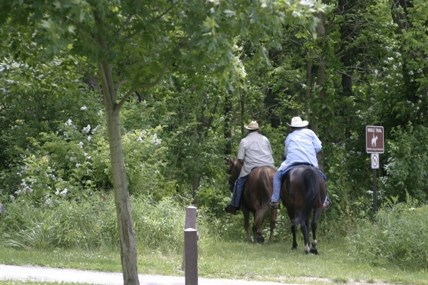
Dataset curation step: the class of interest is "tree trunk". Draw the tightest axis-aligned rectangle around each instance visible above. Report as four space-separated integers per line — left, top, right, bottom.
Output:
338 0 357 98
224 89 232 157
99 62 140 285
314 12 327 171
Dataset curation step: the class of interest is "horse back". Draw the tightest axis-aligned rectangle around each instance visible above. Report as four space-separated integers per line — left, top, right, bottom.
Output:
282 165 326 222
242 166 276 211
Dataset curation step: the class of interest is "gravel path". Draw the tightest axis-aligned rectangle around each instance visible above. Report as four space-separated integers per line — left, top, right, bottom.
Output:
0 264 298 285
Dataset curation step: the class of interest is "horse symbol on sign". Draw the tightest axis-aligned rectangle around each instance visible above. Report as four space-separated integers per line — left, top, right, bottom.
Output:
371 135 378 147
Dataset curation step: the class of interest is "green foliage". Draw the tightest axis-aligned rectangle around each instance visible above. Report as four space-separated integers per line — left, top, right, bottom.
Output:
11 117 110 206
0 194 117 249
0 194 190 253
0 0 427 258
132 197 187 253
9 117 176 205
122 126 176 198
348 200 428 270
382 124 428 202
0 54 99 197
197 185 230 219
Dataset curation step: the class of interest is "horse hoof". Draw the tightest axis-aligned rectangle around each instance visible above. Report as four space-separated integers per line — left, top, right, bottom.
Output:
310 248 318 255
256 236 265 244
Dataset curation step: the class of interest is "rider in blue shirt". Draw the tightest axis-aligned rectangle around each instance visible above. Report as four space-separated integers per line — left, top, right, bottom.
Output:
270 116 330 209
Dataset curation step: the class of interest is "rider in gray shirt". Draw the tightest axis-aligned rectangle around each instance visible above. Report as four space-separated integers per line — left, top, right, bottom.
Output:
225 121 275 214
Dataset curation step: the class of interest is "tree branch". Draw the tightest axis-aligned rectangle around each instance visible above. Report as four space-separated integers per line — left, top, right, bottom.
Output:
117 64 169 109
126 2 179 40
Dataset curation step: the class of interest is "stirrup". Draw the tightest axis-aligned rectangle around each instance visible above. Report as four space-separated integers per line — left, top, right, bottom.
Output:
269 202 279 209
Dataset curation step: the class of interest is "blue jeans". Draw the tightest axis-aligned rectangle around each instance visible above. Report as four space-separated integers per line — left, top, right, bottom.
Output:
271 170 284 203
231 175 248 208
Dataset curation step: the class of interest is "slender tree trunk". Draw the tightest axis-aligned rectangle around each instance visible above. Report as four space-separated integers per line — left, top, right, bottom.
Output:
240 90 245 135
99 62 140 285
314 12 327 171
338 0 356 98
224 89 232 157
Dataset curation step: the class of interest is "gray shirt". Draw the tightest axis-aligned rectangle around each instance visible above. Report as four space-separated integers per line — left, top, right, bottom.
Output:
237 131 275 177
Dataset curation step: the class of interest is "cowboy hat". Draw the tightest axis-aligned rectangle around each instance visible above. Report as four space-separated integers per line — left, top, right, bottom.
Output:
244 120 259 130
288 116 309 128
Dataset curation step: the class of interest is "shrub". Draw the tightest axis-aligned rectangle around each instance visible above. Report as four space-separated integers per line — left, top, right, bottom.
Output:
382 124 428 202
0 193 117 249
122 127 176 199
348 199 428 270
0 193 195 254
132 197 187 253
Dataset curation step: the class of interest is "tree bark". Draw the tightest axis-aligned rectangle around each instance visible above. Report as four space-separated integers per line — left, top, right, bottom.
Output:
338 0 357 98
224 89 232 157
93 7 139 283
99 61 140 285
314 12 327 170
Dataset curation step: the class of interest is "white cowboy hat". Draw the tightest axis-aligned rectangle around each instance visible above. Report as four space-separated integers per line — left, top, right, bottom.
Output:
244 120 259 130
288 116 309 128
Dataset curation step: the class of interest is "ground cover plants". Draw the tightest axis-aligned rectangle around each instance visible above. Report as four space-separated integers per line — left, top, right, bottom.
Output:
0 193 427 285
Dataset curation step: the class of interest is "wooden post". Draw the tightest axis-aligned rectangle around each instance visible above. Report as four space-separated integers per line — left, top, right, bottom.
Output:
185 206 197 229
372 168 378 213
184 228 198 285
183 206 198 278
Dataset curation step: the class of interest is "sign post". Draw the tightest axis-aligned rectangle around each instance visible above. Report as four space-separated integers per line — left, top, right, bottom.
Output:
366 126 384 213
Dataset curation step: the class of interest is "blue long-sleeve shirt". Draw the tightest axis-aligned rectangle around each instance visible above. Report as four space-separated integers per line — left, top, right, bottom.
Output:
277 128 321 171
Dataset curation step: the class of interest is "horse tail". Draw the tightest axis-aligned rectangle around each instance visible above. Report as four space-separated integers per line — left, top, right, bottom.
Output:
253 167 274 228
300 168 319 222
260 167 274 197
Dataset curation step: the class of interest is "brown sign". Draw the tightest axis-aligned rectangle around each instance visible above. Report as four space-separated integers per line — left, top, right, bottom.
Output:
366 126 384 153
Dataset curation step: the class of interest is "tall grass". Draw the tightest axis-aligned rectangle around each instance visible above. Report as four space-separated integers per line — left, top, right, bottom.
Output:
0 193 186 253
348 201 428 270
1 191 427 274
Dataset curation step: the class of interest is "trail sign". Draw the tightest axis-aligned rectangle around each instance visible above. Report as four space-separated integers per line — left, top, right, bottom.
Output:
371 153 379 169
366 126 384 153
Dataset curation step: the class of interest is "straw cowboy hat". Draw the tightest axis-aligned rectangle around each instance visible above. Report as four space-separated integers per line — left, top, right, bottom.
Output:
288 116 309 128
244 120 259 130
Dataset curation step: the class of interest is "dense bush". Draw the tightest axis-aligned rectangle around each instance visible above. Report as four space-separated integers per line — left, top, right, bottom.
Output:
348 199 428 270
381 124 428 202
0 193 191 253
0 193 117 249
11 117 110 206
6 115 174 207
122 127 176 198
132 196 188 253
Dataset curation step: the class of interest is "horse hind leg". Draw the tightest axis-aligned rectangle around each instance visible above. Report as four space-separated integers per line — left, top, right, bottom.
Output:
268 208 278 243
253 224 265 244
310 240 318 255
253 210 265 244
291 224 298 249
310 220 318 254
243 210 253 242
310 209 321 254
300 221 311 254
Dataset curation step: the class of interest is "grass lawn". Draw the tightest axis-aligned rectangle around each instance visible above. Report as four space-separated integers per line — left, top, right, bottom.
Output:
0 237 426 285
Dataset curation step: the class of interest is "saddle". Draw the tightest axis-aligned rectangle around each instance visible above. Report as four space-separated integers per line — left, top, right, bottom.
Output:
282 162 326 182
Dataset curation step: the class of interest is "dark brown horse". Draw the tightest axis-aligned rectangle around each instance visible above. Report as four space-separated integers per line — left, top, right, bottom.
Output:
281 164 326 254
227 158 277 243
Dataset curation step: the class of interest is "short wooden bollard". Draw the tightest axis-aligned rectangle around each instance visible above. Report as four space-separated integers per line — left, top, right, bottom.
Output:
183 205 198 276
184 228 198 285
185 206 197 229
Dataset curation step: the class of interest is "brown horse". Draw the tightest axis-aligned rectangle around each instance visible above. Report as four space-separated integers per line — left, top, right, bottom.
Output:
227 158 277 243
281 164 326 254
